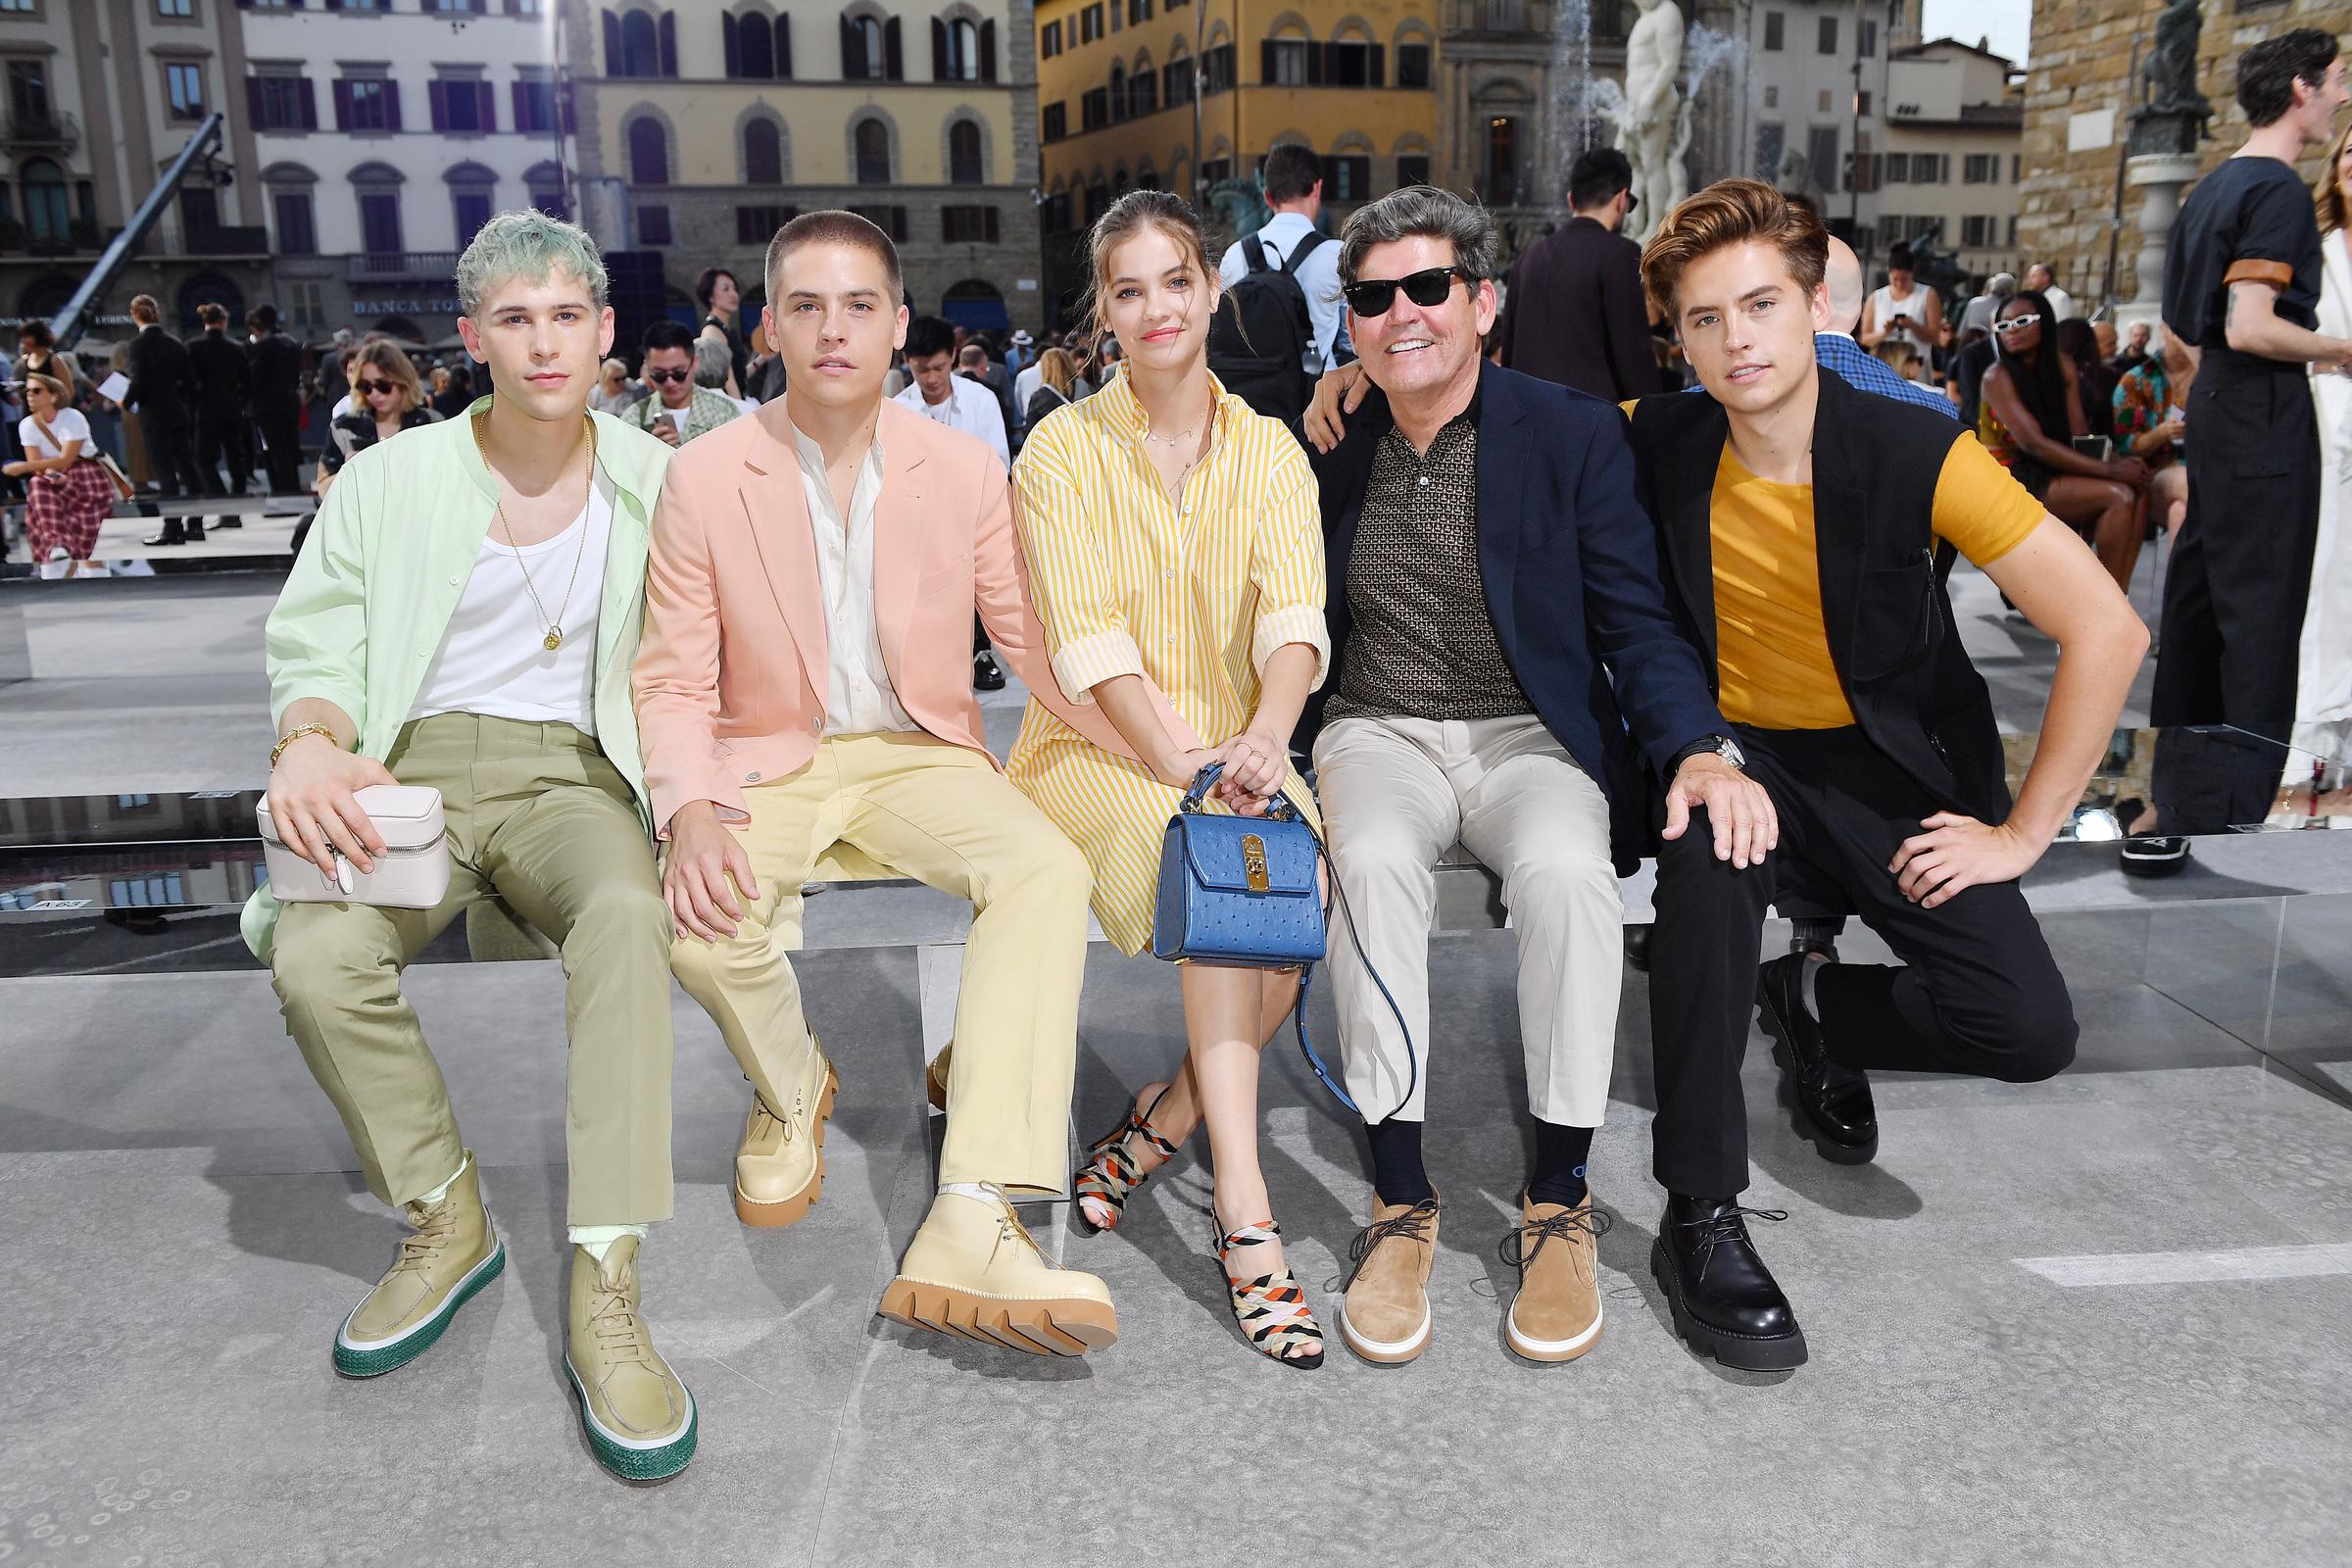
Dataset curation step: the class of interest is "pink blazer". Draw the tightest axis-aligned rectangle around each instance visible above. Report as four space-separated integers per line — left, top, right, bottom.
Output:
634 398 1132 836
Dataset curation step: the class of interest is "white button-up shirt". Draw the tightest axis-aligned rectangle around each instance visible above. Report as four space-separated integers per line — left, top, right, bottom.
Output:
892 374 1009 470
788 417 917 738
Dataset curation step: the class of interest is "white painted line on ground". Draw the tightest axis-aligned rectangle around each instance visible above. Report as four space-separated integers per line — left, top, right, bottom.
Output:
2017 1242 2352 1287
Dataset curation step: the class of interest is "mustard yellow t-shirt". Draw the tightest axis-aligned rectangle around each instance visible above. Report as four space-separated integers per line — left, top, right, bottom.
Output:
1617 402 2046 729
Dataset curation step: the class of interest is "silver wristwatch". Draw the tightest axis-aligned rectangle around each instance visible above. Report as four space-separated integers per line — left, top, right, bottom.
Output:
1674 733 1745 771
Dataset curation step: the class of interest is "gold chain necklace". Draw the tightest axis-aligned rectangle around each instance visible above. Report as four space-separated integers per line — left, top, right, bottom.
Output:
471 408 597 652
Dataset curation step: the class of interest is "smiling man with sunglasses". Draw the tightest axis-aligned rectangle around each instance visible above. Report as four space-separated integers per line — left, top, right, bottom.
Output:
1295 185 1773 1369
625 319 742 448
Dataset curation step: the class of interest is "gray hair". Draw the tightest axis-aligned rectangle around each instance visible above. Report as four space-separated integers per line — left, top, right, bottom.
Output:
1986 270 2018 299
692 336 732 390
1337 185 1505 287
456 210 609 318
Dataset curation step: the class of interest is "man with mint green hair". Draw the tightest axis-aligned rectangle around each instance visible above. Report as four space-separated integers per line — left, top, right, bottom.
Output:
249 210 696 1481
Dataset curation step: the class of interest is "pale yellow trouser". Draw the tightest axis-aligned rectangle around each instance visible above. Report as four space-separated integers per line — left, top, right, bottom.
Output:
666 732 1093 1195
270 713 677 1226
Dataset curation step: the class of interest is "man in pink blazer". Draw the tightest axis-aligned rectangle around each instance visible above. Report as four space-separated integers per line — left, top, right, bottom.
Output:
636 211 1126 1357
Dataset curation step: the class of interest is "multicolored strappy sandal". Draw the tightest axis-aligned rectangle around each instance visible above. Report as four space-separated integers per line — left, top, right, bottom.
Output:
1214 1219 1325 1369
1073 1087 1179 1234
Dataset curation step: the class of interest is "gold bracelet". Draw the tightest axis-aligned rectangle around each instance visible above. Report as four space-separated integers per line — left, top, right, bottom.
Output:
270 723 339 769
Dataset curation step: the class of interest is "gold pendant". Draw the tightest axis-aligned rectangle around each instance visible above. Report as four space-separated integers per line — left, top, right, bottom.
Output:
543 627 564 652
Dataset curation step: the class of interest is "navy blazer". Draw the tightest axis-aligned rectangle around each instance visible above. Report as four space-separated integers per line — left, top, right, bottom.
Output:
1298 360 1726 871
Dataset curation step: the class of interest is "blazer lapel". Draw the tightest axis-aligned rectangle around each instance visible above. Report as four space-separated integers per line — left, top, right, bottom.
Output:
871 414 929 692
1807 372 1869 680
1650 396 1723 666
1475 363 1528 650
741 438 829 684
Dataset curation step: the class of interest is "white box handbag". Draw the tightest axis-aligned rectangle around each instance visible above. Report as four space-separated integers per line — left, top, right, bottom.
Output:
257 784 453 907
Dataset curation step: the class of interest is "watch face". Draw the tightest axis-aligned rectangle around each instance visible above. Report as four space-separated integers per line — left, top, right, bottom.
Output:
1719 738 1745 768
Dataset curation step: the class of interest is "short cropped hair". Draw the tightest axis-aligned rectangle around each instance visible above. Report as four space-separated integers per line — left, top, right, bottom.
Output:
1337 185 1504 286
247 304 278 333
692 337 733 389
1640 176 1828 317
764 209 904 302
904 315 957 362
455 209 609 318
1887 244 1916 273
129 295 160 324
197 302 227 328
1568 147 1634 212
640 319 697 357
2239 28 2339 127
1261 143 1324 205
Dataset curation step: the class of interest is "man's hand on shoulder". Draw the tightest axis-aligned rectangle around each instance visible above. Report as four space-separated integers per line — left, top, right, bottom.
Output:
1302 363 1369 454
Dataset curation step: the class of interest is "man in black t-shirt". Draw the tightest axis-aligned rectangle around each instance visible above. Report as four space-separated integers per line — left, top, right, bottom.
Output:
2150 30 2352 839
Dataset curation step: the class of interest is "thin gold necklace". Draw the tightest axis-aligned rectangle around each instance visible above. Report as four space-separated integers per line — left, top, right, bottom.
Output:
471 408 597 652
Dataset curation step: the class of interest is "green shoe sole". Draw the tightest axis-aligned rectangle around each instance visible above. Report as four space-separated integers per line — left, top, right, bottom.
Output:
565 1359 698 1482
332 1240 506 1379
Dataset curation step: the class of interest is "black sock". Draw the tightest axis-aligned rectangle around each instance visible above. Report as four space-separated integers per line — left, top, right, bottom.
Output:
1526 1123 1594 1208
1366 1118 1434 1206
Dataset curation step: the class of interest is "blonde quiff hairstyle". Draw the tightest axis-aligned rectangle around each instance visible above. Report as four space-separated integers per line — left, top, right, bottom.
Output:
1640 177 1829 320
1079 189 1220 354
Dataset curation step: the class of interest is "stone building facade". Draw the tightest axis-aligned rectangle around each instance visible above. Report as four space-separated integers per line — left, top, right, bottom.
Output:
2019 0 2352 317
562 0 1046 335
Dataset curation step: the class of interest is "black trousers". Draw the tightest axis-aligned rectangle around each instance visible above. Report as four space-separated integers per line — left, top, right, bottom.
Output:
1646 725 2078 1199
2147 355 2319 832
143 421 205 522
256 402 303 494
195 410 253 496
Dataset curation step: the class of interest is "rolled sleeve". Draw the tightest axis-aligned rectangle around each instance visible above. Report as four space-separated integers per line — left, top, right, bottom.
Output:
1248 459 1332 691
265 460 369 735
1011 425 1139 705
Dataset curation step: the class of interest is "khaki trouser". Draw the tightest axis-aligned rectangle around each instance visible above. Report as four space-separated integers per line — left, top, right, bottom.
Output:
1311 713 1621 1126
270 713 676 1226
666 732 1092 1195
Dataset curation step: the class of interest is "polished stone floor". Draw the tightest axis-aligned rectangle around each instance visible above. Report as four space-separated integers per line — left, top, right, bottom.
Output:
3 562 2348 1566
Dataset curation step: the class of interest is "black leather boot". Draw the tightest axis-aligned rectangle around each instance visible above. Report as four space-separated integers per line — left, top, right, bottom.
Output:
1650 1195 1806 1371
1755 953 1878 1164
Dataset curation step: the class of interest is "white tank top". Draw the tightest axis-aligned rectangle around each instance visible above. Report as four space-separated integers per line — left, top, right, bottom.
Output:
1870 283 1936 356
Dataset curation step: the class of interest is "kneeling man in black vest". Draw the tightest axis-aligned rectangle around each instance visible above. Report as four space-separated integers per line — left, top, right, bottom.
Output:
1626 180 2147 1369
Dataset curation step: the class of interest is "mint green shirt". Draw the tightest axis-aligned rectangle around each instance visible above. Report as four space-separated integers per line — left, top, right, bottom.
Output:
242 397 672 959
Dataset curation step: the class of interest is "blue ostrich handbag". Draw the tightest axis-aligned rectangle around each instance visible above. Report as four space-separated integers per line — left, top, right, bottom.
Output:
1152 762 1325 969
1150 763 1417 1118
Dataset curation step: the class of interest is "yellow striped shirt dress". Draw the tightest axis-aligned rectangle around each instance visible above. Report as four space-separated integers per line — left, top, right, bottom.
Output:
1007 368 1331 956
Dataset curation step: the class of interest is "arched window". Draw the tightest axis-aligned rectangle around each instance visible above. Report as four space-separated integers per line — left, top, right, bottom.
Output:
628 117 668 185
744 118 782 183
844 14 888 78
738 12 775 76
948 121 981 184
22 158 68 246
1108 64 1126 122
1131 65 1156 116
945 17 980 79
619 11 662 76
854 119 890 184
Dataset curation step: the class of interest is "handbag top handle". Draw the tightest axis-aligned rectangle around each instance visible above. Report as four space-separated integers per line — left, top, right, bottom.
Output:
1181 760 1305 825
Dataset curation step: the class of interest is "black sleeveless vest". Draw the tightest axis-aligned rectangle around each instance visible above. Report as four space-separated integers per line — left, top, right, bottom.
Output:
1624 368 2010 822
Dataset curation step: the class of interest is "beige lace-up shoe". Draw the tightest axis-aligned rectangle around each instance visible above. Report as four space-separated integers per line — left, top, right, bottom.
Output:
1503 1193 1610 1364
333 1152 503 1378
564 1237 697 1481
734 1035 838 1228
877 1187 1119 1355
1339 1195 1441 1364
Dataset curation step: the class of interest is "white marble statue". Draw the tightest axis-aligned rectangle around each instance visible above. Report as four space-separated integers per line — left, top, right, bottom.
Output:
1615 0 1690 241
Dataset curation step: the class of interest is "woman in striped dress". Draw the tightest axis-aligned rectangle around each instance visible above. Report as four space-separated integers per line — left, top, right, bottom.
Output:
1010 190 1332 1367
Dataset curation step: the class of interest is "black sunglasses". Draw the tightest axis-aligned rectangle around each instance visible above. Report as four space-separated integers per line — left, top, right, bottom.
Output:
643 367 694 384
1343 266 1478 318
355 377 397 396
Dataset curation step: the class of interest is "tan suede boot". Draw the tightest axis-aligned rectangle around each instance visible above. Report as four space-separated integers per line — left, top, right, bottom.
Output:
565 1237 696 1481
1503 1193 1609 1364
333 1152 503 1378
877 1188 1118 1355
1339 1195 1440 1365
734 1036 838 1228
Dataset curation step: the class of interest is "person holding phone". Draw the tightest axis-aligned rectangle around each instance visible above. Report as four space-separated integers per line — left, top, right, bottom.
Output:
1859 244 1946 363
623 319 741 448
1979 289 2151 590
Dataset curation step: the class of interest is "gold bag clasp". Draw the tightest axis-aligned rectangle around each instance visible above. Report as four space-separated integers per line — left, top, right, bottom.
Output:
1242 834 1270 893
